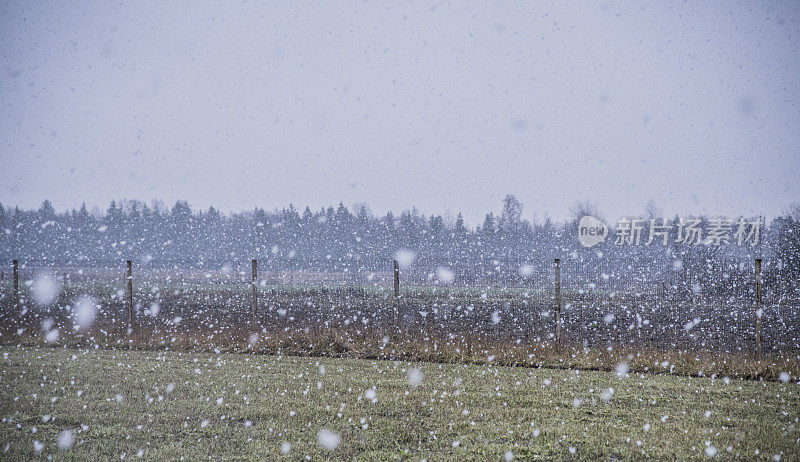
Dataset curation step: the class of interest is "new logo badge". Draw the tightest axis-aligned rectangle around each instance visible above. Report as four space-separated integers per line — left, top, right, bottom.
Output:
578 215 608 248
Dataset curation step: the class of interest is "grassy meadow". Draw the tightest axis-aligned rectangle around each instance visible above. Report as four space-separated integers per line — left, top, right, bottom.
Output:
1 345 798 460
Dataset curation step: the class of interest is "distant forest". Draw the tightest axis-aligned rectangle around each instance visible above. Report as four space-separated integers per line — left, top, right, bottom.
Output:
1 196 798 292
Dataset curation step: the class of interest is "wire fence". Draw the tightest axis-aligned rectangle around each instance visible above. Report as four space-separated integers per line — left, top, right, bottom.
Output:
1 257 797 356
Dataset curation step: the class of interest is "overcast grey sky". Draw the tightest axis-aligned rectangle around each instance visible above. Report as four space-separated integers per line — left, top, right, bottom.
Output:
2 1 799 225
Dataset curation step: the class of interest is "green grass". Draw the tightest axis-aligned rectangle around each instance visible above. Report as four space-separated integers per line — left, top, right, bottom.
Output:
1 346 798 460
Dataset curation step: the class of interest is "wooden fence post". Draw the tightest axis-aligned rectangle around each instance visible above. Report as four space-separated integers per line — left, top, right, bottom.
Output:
393 260 400 298
391 260 401 333
755 258 762 358
554 258 562 346
13 259 19 308
126 260 134 331
251 259 258 324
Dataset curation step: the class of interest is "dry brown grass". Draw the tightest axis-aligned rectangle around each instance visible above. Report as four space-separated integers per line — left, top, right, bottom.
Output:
2 319 797 382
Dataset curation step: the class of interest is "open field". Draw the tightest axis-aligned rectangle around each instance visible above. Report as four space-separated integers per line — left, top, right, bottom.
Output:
3 260 798 363
3 278 798 354
1 346 798 460
2 273 799 383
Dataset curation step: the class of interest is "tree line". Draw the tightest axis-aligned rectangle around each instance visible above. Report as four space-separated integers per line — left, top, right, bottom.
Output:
0 196 798 294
